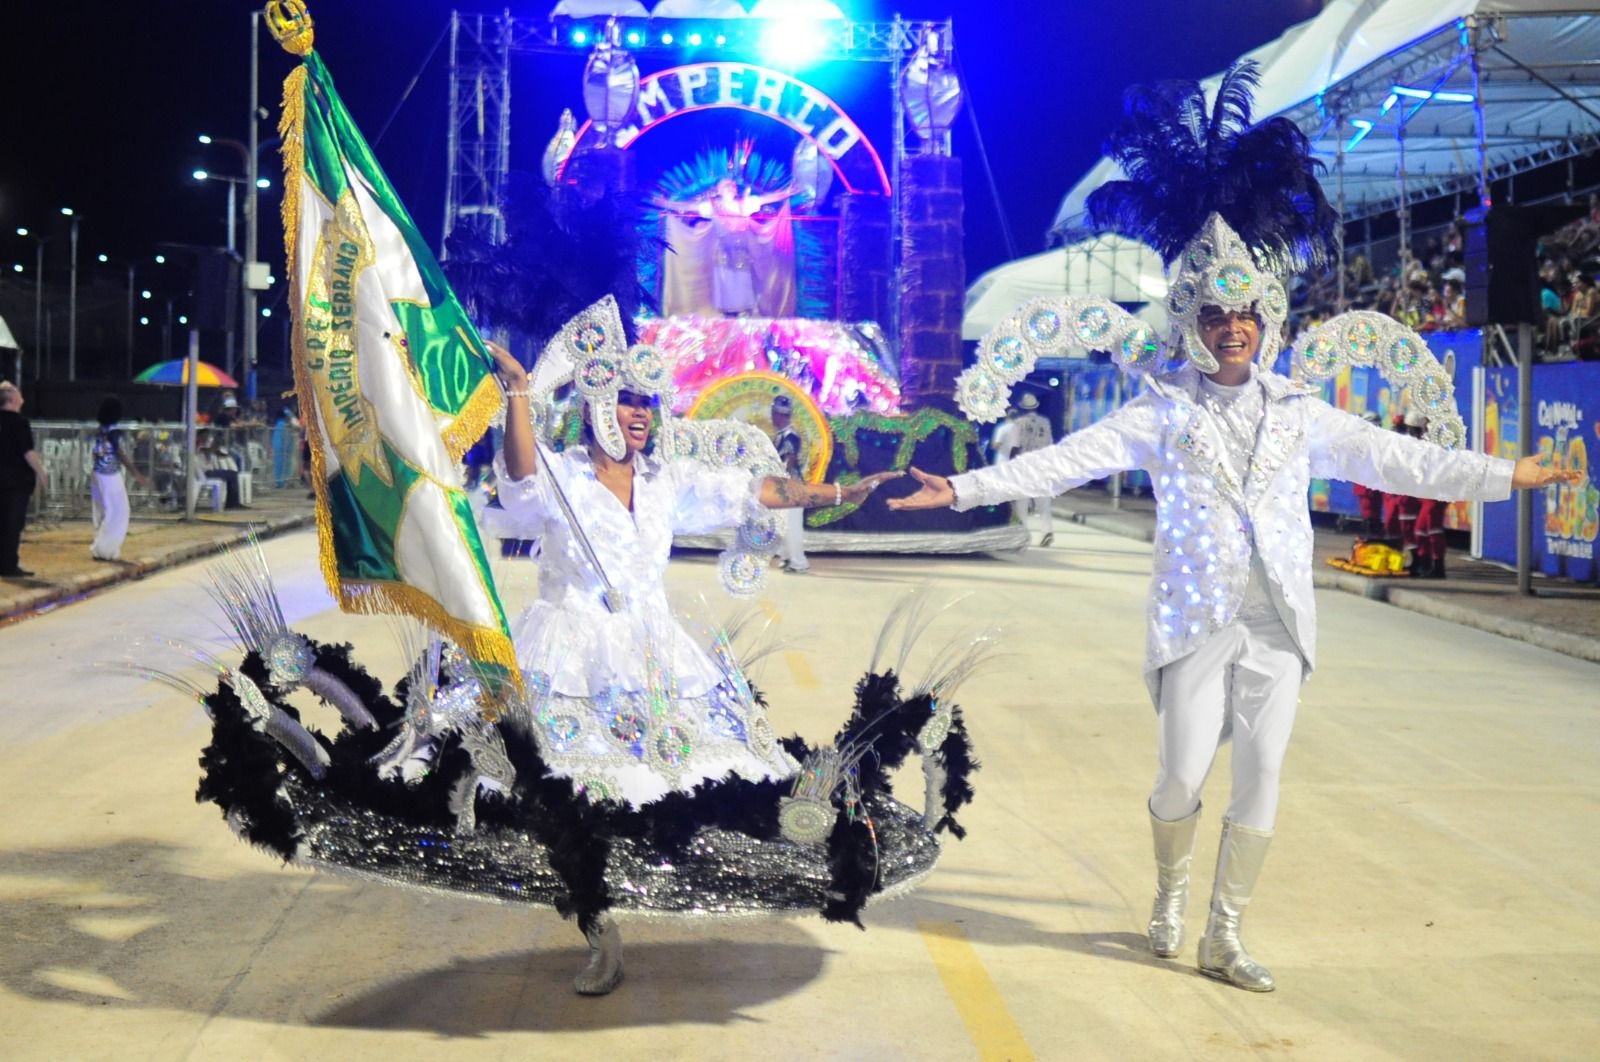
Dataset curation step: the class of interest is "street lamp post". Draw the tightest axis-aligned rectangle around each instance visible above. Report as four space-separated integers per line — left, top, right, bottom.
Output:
62 208 79 382
15 228 45 380
247 8 262 406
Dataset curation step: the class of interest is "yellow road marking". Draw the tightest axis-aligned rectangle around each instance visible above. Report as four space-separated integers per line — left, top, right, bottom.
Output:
918 920 1034 1061
784 649 819 689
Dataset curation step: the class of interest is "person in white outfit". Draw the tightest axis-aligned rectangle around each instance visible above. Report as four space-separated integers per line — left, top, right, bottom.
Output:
988 391 1055 545
770 394 810 573
89 396 149 562
892 62 1584 993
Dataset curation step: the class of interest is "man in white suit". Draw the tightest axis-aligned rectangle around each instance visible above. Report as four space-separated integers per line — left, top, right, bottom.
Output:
891 284 1579 991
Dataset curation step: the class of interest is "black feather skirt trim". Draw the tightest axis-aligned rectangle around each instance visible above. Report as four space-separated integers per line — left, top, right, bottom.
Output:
195 641 979 928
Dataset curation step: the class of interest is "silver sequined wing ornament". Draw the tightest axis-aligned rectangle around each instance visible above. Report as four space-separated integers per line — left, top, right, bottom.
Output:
204 538 378 731
1292 310 1467 449
672 417 788 598
957 295 1162 424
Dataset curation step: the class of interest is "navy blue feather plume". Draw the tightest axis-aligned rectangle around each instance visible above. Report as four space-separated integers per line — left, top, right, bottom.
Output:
1086 61 1337 275
444 174 661 351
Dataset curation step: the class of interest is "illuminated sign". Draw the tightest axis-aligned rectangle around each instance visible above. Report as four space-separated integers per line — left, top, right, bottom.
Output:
565 62 890 195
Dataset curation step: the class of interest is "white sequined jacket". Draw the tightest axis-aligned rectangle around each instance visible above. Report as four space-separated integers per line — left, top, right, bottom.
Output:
950 366 1514 701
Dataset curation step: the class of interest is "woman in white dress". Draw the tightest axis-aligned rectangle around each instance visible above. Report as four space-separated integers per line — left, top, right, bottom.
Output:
485 335 898 809
89 396 149 561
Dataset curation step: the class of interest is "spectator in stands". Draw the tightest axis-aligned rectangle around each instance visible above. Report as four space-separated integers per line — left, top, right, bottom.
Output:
210 389 241 429
1560 272 1599 358
0 380 46 578
1440 279 1467 329
196 429 246 509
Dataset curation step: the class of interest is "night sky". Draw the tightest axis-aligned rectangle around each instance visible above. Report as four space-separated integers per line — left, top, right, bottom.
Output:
0 0 1320 375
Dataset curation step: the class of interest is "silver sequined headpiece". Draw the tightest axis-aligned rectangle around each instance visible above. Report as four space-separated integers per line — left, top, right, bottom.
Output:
1165 213 1291 373
526 295 674 461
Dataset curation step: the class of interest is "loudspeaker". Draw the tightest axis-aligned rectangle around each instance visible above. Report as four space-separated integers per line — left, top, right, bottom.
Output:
1462 207 1538 326
193 250 241 332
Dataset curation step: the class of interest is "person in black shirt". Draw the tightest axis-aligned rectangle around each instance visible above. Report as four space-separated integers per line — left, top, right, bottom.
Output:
0 381 47 577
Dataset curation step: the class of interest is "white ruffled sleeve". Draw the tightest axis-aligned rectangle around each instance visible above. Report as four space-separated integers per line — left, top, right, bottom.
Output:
665 460 764 535
481 451 557 539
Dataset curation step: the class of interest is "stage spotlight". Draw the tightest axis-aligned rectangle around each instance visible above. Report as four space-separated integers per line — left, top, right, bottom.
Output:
715 33 727 46
760 19 826 67
626 29 642 45
660 31 674 44
687 31 703 46
571 28 589 46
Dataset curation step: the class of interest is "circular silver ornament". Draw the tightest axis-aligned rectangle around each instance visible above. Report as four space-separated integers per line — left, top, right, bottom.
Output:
265 633 315 690
1023 303 1064 349
1300 331 1341 380
738 510 782 551
1431 413 1467 450
543 713 583 748
1342 318 1380 364
778 796 836 844
573 773 617 803
1116 323 1160 373
1167 277 1200 318
606 708 648 749
1073 303 1114 346
709 425 751 466
1383 334 1425 380
623 343 670 393
566 318 609 359
649 722 696 772
1261 279 1289 321
1183 238 1216 274
980 329 1029 380
1212 263 1254 301
576 354 621 396
718 550 768 598
955 367 1008 424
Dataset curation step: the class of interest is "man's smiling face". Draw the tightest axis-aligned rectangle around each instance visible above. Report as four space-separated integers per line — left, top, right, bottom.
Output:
1197 306 1263 373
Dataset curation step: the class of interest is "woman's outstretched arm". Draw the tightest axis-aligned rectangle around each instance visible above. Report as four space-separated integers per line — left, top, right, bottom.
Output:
487 341 536 480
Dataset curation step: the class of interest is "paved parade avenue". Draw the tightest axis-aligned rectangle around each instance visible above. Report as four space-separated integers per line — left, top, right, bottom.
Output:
2 525 1597 1060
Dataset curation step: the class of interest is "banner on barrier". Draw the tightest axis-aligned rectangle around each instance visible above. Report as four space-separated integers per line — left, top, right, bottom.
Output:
1479 361 1600 582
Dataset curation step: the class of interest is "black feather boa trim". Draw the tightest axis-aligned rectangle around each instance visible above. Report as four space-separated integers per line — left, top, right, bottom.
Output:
196 645 979 930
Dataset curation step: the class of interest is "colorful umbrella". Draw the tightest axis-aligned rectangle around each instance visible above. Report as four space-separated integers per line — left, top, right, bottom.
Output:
134 359 240 388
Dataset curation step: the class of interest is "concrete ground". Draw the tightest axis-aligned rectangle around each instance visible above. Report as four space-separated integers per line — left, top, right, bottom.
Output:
2 524 1597 1060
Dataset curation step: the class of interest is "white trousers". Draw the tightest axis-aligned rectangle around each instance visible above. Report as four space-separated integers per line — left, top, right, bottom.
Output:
90 471 130 561
1149 614 1304 830
780 506 808 570
1012 496 1054 536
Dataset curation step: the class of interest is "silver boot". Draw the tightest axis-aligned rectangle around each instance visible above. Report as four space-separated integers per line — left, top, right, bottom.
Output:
573 914 624 996
1147 804 1201 958
1196 819 1275 992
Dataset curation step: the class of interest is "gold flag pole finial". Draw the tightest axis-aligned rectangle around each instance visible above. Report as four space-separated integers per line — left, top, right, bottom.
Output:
266 0 315 56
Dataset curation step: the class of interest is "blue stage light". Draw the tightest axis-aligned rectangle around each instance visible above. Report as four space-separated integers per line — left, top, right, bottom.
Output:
661 31 674 44
715 33 727 46
687 31 703 45
626 29 642 45
572 28 589 46
1346 118 1374 150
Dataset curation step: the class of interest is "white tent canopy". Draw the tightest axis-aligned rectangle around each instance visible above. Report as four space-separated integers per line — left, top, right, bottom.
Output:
1053 0 1600 236
962 235 1168 341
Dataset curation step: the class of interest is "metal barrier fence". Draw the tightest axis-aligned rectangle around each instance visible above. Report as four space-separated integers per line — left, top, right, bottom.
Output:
27 420 306 522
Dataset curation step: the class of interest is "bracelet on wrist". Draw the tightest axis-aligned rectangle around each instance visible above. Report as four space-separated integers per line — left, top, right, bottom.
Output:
503 387 530 399
834 482 842 507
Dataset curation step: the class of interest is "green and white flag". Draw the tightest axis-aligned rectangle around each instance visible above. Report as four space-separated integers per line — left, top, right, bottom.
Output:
276 32 517 678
